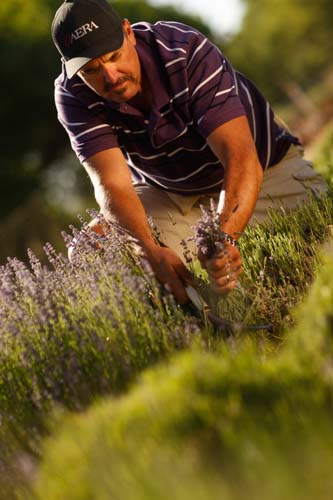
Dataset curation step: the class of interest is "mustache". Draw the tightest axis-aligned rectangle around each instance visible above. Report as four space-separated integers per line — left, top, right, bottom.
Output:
104 75 137 92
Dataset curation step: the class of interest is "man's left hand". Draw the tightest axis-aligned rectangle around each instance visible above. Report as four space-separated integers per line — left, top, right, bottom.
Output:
199 243 242 294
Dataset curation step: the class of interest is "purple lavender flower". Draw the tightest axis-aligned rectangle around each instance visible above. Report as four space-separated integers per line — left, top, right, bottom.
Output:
189 199 234 258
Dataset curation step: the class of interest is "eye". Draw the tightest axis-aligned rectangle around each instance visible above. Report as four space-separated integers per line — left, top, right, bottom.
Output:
109 52 121 62
82 67 99 75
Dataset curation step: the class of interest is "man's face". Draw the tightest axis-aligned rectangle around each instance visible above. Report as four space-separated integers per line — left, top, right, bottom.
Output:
78 20 141 103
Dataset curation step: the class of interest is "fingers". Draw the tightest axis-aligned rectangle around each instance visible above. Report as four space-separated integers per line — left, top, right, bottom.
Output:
204 245 242 294
166 274 190 304
163 256 194 304
146 246 193 304
210 273 240 294
175 260 195 287
170 261 195 304
206 261 242 280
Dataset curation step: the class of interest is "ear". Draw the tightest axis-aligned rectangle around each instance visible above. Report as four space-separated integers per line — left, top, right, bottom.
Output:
122 18 136 45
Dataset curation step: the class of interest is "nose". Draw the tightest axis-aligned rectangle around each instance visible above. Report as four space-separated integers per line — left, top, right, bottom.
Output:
101 62 119 84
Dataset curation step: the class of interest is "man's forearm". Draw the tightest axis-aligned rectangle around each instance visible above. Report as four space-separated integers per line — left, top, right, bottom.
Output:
207 116 264 241
218 156 263 240
98 183 157 252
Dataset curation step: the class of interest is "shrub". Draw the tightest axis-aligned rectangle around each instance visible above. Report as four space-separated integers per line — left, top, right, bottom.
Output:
34 342 333 500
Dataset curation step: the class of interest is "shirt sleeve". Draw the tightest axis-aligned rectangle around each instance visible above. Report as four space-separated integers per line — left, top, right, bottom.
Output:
54 77 119 163
186 33 246 138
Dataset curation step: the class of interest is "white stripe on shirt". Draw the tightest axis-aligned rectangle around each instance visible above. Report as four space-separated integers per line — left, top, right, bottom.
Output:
170 88 189 103
147 160 221 182
155 21 199 35
165 57 186 68
231 66 239 96
167 143 208 157
196 85 235 123
188 38 208 66
156 39 187 53
131 22 153 32
240 81 256 143
55 90 77 100
74 124 110 140
265 102 271 168
127 143 208 161
132 166 222 192
59 119 88 127
88 102 105 109
215 85 235 97
151 121 194 149
191 65 223 97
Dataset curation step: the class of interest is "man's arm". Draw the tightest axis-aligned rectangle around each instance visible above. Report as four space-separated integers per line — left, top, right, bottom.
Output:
83 148 192 303
201 115 263 293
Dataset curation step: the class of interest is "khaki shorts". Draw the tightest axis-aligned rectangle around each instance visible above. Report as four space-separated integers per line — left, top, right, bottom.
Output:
135 145 327 257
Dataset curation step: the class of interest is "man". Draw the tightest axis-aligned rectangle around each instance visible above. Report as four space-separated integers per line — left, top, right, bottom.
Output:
51 0 326 304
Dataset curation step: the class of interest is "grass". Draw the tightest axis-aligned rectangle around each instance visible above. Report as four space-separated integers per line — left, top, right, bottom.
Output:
0 187 333 499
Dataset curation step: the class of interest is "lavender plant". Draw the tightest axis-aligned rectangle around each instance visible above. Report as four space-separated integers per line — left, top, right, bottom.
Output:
0 214 201 498
0 215 201 427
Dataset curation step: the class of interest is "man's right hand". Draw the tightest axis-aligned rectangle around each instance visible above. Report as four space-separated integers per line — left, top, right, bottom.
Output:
87 219 191 303
144 245 193 304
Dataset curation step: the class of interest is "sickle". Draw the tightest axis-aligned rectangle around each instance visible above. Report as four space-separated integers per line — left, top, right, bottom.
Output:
185 285 274 334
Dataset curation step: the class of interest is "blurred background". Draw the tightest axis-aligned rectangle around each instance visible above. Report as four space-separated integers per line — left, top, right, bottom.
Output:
0 0 332 263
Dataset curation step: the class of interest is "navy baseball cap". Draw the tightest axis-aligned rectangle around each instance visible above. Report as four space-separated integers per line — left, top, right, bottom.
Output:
51 0 124 78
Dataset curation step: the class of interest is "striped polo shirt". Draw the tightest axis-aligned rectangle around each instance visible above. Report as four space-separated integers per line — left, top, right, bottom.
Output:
54 21 300 195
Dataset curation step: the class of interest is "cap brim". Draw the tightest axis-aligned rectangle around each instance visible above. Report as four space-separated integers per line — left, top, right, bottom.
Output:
64 31 124 79
65 57 94 79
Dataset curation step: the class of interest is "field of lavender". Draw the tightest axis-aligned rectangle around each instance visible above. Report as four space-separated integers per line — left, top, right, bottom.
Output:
1 183 333 498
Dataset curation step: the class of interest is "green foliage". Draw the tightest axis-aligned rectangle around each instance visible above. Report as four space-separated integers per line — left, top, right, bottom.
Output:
287 243 333 361
0 0 68 216
33 238 333 498
309 122 333 185
113 0 214 37
34 337 333 499
0 195 76 264
225 0 333 104
0 192 332 497
0 0 50 37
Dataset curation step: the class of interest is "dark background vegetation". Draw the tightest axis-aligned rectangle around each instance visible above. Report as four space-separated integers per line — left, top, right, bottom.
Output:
0 0 332 263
